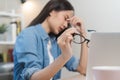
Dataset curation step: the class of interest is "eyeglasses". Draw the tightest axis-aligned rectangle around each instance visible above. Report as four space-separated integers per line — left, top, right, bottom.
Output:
56 23 90 47
72 33 90 46
67 23 90 46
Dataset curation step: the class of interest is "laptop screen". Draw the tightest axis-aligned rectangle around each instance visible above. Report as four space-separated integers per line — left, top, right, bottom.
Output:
86 32 120 80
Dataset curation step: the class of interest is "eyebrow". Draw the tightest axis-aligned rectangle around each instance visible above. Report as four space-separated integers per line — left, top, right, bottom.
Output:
66 13 74 19
67 15 70 19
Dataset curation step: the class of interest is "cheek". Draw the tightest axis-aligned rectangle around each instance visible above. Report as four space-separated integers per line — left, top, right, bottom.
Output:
48 16 65 34
54 18 65 34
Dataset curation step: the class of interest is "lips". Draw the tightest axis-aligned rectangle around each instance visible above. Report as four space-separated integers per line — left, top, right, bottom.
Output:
58 26 69 36
59 26 64 32
62 26 66 30
57 27 65 36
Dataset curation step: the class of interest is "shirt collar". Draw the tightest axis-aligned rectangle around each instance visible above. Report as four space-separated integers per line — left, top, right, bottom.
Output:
35 24 56 42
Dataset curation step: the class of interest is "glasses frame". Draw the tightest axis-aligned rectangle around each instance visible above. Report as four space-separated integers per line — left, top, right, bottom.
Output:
72 33 90 46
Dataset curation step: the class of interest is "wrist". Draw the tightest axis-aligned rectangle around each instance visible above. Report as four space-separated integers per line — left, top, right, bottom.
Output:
61 53 72 61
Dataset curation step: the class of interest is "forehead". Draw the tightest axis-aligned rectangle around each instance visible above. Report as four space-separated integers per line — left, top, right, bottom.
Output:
58 10 74 18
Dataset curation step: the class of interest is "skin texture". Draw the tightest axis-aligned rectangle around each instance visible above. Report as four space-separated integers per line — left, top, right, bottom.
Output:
30 10 88 80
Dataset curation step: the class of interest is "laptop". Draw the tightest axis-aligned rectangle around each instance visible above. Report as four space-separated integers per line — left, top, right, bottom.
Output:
86 32 120 80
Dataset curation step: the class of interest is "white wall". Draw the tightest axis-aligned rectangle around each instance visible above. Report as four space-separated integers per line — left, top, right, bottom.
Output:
0 0 20 11
69 0 120 32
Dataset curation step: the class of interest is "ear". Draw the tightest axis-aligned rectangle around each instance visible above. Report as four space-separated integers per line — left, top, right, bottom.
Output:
49 10 57 16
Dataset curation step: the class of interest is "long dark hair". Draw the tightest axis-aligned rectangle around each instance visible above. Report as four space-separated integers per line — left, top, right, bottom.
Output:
28 0 74 27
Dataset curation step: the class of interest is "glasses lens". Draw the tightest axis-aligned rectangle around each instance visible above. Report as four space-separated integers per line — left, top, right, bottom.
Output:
73 33 90 47
73 34 82 44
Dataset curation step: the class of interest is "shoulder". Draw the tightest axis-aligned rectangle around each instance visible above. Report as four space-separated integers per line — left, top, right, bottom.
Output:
21 26 35 35
16 25 40 44
18 24 41 38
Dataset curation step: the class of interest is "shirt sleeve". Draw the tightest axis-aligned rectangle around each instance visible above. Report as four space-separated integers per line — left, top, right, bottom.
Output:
14 29 43 80
64 56 79 71
57 45 79 71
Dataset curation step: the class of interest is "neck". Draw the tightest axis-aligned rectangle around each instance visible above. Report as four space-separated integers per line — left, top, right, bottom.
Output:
41 19 50 34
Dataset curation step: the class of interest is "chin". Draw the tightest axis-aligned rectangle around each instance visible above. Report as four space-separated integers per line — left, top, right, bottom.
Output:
55 31 63 38
53 31 61 38
50 31 59 36
54 30 60 35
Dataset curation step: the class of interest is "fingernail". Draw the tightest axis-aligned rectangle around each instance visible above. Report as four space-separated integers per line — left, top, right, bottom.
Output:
67 19 70 21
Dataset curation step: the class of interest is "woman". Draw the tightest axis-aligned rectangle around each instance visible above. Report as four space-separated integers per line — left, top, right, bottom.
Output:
13 0 88 80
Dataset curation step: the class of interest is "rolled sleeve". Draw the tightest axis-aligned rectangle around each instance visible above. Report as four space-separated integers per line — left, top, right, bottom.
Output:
57 46 79 71
21 67 39 80
65 56 79 71
17 52 43 80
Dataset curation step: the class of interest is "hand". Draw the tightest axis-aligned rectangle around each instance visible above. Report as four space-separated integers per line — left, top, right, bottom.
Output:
68 16 87 37
57 27 77 59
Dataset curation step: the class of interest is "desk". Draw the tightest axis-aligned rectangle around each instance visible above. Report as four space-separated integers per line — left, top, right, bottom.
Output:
60 74 86 80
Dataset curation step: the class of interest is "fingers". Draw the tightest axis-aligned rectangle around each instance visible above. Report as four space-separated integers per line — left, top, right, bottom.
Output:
57 27 77 46
68 16 83 27
64 27 78 35
57 33 73 48
67 16 87 35
65 34 73 44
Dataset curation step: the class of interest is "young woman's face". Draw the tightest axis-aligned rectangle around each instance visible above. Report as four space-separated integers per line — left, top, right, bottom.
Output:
47 10 74 34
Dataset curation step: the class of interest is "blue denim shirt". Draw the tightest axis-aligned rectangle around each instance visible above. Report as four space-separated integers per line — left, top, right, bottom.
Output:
13 24 79 80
